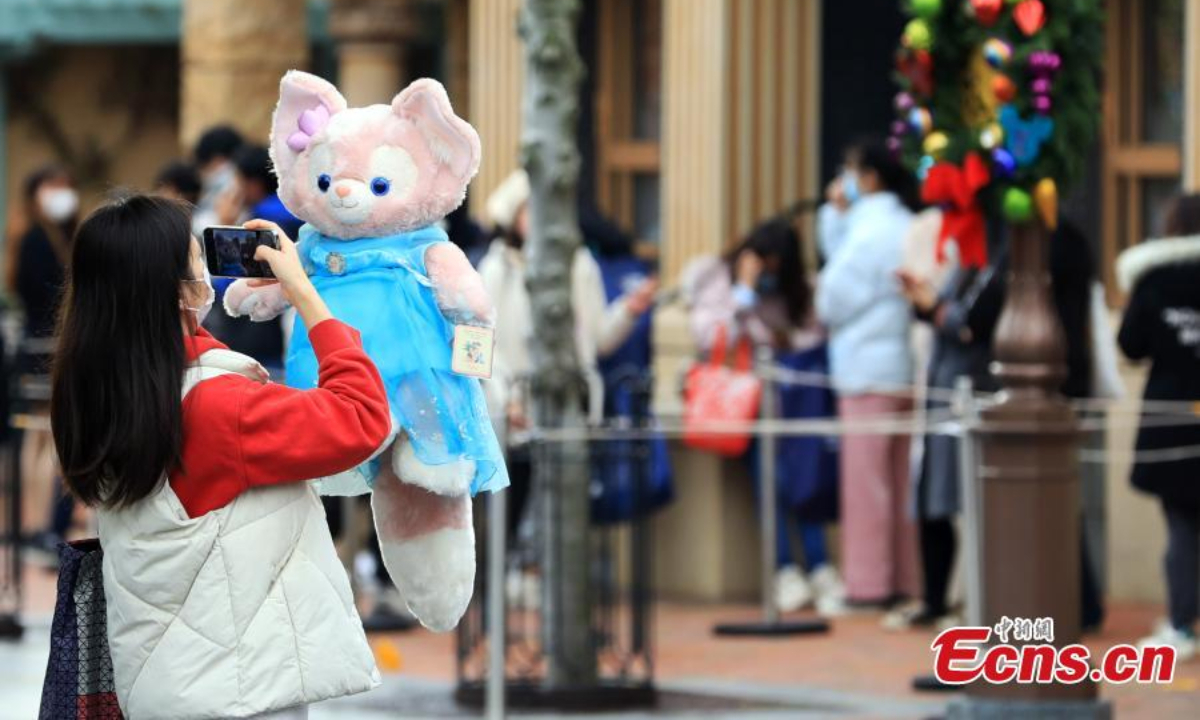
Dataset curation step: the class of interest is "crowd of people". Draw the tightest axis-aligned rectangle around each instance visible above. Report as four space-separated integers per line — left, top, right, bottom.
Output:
4 128 1199 668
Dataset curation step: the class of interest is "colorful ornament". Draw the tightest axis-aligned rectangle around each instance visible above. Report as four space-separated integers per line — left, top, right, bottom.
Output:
1031 77 1052 95
1002 187 1034 222
971 0 1004 26
1028 50 1062 74
887 136 903 155
911 0 942 19
980 122 1004 149
983 38 1013 68
1000 105 1054 166
903 19 933 51
891 119 909 137
991 75 1017 103
898 49 935 96
1033 95 1053 114
1034 178 1058 229
992 148 1017 178
1014 0 1046 36
917 155 936 180
909 107 933 136
895 91 916 113
923 131 950 158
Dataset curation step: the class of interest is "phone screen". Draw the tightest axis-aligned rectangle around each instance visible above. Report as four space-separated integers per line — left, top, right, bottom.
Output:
203 227 279 278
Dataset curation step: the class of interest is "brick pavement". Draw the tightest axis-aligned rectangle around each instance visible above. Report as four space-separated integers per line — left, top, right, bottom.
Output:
6 564 1199 718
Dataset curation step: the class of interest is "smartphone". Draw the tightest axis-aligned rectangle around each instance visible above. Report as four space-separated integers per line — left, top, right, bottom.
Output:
203 226 279 278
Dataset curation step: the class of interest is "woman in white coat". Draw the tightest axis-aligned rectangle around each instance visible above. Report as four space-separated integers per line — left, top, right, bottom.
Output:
51 197 394 718
815 139 921 608
477 170 656 606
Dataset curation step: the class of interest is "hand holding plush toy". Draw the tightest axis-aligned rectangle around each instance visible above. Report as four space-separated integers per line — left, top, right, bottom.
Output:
225 71 508 632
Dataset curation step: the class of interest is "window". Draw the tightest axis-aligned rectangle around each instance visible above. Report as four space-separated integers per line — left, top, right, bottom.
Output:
594 0 662 246
1103 0 1185 298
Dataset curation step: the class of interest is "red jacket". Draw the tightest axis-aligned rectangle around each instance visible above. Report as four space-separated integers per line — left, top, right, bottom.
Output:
173 319 391 518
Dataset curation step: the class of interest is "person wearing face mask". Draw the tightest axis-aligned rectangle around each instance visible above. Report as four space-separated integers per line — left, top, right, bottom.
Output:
814 139 922 609
476 169 657 609
682 217 845 616
191 125 245 235
50 196 391 718
200 145 290 375
2 165 80 554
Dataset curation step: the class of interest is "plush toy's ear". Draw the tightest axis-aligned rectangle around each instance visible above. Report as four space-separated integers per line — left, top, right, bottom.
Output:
392 79 481 186
269 70 348 178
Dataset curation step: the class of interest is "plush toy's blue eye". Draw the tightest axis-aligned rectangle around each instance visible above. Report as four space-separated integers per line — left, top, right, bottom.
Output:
317 174 331 193
370 177 391 196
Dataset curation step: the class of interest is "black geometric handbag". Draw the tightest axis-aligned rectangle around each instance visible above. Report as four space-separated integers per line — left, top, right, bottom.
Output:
39 539 123 719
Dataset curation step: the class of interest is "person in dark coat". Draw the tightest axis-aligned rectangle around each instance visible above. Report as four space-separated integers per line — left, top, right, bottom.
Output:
1116 193 1200 660
4 165 79 554
898 236 1006 627
896 217 1100 630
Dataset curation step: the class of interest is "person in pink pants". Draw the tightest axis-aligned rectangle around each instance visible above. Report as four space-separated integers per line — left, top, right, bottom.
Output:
816 139 921 606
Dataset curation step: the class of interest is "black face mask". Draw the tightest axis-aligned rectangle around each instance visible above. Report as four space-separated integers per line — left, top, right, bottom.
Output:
755 273 780 296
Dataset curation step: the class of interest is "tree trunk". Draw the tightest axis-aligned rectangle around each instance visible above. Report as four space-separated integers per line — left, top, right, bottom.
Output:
517 0 595 688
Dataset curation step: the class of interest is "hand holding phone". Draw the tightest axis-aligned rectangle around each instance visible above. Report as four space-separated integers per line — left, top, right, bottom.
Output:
203 225 279 278
242 219 332 328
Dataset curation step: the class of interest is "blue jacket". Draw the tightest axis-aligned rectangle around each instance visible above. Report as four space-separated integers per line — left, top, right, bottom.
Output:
815 193 914 395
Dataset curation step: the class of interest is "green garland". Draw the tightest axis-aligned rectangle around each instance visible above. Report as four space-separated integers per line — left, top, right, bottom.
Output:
892 0 1103 223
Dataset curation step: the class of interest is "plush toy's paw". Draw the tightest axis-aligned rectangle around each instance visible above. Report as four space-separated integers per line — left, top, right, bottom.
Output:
393 435 475 496
223 279 290 321
371 474 474 632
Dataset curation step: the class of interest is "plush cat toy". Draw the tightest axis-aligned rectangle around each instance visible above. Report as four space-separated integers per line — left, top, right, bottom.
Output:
223 70 508 632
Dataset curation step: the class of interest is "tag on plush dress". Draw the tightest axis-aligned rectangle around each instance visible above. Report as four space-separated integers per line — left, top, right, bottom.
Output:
451 325 495 378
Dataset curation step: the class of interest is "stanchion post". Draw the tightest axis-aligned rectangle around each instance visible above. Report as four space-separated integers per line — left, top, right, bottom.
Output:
757 346 780 626
954 377 983 627
712 351 828 637
949 221 1108 718
486 489 507 719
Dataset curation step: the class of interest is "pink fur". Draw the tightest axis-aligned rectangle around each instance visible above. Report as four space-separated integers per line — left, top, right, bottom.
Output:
426 243 496 327
231 72 490 632
269 71 481 240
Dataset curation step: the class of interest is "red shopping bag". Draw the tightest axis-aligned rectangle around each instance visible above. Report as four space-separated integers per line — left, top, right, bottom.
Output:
683 326 762 456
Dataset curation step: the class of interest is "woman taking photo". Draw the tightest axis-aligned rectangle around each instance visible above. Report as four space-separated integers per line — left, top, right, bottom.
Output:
51 195 391 718
682 216 845 616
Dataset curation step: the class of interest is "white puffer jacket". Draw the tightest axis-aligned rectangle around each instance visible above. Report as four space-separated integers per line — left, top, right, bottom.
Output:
97 350 379 719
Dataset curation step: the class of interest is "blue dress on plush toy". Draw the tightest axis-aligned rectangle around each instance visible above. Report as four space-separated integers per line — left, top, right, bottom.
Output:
286 224 509 496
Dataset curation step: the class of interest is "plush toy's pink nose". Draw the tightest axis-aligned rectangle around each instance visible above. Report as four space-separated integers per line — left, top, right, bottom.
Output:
335 185 351 198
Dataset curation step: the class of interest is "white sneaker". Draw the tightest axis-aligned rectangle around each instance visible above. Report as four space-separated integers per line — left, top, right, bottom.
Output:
809 564 846 617
521 571 542 611
505 569 524 608
1138 624 1197 662
774 565 813 613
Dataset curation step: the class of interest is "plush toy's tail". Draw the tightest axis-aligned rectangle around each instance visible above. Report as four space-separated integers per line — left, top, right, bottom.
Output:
370 448 475 632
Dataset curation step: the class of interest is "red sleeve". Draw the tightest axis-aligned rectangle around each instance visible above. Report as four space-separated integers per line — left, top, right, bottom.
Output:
172 319 391 517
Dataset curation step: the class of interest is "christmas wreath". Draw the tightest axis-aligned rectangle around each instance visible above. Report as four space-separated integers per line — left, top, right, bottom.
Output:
892 0 1103 267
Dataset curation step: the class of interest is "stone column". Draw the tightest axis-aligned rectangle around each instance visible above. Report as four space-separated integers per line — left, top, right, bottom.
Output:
467 0 525 218
180 0 308 149
329 0 420 106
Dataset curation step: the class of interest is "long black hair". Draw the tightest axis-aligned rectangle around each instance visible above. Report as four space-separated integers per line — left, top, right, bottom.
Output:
727 216 811 327
51 194 196 508
847 138 922 212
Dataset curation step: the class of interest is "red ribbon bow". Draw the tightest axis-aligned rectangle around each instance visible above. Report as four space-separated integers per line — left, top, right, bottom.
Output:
921 152 991 269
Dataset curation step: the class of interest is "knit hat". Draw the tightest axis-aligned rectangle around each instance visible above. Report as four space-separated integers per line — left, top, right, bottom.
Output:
486 169 530 231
